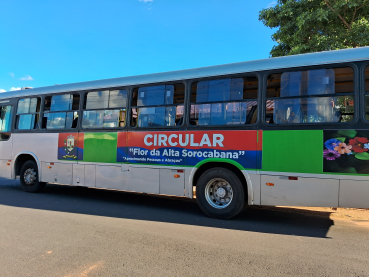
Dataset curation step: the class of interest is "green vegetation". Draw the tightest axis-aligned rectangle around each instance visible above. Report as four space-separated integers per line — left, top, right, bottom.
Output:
259 0 369 57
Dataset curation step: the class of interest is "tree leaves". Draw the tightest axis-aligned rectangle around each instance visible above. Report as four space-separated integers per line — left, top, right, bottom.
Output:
259 0 369 57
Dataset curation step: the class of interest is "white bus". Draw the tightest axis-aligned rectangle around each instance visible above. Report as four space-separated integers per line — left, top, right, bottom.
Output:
1 47 369 219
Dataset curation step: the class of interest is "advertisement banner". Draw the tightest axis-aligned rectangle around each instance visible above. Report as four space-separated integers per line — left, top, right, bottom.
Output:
117 130 262 169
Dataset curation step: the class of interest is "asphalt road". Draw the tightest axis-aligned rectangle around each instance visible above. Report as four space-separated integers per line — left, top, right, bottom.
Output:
0 178 368 277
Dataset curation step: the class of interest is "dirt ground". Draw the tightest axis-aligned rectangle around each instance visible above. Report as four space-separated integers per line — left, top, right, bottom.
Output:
259 206 369 227
192 187 369 224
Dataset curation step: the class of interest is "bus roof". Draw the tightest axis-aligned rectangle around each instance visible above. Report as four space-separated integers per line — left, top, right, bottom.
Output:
1 46 368 99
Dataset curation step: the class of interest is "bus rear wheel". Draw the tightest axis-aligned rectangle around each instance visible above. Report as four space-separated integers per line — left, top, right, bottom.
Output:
196 167 246 219
20 160 46 193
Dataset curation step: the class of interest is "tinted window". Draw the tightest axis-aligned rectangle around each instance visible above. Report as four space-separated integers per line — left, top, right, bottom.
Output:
42 93 80 129
44 112 77 129
44 94 80 112
131 83 184 128
85 90 127 109
16 98 41 130
17 114 38 130
51 95 72 111
83 89 127 129
17 98 40 114
189 76 258 126
109 90 127 108
266 67 354 124
0 105 12 140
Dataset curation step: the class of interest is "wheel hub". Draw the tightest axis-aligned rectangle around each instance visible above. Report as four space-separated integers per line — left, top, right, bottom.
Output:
204 178 233 209
24 168 36 185
216 187 226 198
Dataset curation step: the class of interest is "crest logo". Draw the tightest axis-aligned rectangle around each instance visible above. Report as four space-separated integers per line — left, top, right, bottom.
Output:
67 135 74 152
59 133 83 161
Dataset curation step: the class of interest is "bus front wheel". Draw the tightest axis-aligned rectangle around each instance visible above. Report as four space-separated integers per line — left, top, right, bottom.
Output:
20 160 46 193
196 167 246 219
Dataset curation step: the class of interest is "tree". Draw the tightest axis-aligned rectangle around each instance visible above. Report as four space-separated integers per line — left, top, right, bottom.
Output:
259 0 369 57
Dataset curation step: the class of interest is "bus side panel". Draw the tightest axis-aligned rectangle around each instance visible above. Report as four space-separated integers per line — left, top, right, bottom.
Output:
0 136 12 178
260 175 339 207
339 180 369 208
159 168 184 196
13 133 59 163
127 167 160 193
95 165 128 190
247 173 261 205
41 162 72 185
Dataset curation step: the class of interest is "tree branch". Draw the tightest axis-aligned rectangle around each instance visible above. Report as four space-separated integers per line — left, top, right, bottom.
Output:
351 3 366 24
351 8 357 26
324 0 352 29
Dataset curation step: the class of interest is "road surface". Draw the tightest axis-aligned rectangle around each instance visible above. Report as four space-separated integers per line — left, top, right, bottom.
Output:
0 178 368 276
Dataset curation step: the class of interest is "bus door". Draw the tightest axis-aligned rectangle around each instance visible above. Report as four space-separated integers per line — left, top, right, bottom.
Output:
0 105 13 178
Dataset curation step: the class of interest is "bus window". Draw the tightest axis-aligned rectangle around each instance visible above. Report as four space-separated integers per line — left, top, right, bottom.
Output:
82 90 127 129
266 67 354 124
16 98 41 130
131 84 184 128
189 76 258 126
0 105 12 140
42 94 80 129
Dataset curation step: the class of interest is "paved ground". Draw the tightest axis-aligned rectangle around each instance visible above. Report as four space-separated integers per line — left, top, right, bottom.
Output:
0 178 369 277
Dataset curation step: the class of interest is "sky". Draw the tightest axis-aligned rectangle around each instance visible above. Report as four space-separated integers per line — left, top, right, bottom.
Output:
0 0 277 92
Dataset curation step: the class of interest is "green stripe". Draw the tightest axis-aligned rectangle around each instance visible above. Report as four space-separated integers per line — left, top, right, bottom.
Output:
83 132 118 163
262 130 323 174
194 158 244 171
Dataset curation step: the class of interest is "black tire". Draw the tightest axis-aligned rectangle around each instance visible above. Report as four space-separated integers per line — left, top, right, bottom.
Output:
19 160 46 193
196 167 246 219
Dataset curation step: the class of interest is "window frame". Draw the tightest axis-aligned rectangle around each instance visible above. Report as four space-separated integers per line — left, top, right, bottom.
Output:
263 63 359 126
361 61 369 124
129 81 186 129
187 73 260 129
41 92 81 131
0 103 13 141
81 88 128 130
15 97 41 131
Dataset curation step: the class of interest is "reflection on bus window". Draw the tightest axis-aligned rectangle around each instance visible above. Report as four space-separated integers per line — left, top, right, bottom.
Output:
131 83 184 128
85 90 127 110
17 114 38 130
191 77 258 103
83 90 127 129
42 93 80 129
133 106 183 127
44 94 80 112
45 112 78 129
51 95 72 111
16 98 41 130
82 109 126 129
270 96 354 124
109 90 127 109
266 67 354 124
190 102 257 126
280 69 335 96
17 98 40 114
189 76 258 126
137 85 175 106
0 106 12 139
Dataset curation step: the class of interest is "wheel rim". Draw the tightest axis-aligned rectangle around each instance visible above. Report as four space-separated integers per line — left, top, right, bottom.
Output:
23 168 36 185
204 178 233 209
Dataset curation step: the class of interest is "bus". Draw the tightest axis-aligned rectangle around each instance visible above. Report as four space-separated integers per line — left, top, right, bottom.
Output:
0 47 368 219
